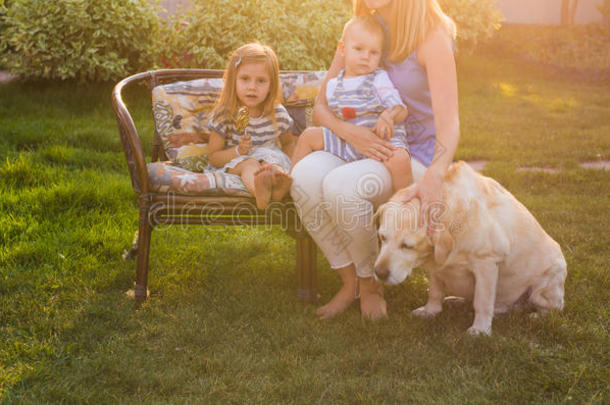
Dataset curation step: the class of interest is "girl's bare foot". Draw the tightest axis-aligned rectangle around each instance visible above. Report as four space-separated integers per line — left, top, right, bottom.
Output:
271 170 293 202
253 167 273 209
254 162 272 176
316 265 357 319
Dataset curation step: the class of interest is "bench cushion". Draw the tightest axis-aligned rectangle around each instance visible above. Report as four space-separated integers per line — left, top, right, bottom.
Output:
152 78 222 172
147 161 250 196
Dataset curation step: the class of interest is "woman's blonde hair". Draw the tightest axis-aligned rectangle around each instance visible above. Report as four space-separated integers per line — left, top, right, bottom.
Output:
353 0 456 62
212 43 282 128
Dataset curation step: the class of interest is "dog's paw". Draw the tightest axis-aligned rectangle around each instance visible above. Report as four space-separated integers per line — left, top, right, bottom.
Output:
412 306 441 318
529 309 549 319
466 325 492 336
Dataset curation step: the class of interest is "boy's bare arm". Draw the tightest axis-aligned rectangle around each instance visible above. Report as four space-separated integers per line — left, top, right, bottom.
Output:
380 105 408 125
373 105 408 140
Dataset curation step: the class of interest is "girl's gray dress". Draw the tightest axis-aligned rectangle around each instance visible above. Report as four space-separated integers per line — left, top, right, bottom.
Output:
208 105 293 172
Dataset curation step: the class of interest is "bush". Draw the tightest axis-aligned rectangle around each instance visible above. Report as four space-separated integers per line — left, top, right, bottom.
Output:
440 0 504 51
160 0 351 70
0 0 163 81
0 0 504 79
163 0 502 70
483 24 610 75
0 1 7 54
598 0 610 21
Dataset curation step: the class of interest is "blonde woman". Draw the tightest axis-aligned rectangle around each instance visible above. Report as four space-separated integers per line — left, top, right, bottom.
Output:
290 0 460 320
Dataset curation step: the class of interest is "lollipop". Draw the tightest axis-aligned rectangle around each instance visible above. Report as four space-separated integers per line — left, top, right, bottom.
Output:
235 106 249 134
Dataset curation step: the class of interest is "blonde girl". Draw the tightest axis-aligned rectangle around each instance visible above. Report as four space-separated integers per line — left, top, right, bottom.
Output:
291 0 460 320
208 43 295 210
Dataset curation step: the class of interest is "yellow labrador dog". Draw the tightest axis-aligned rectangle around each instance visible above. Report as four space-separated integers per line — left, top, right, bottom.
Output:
374 161 567 336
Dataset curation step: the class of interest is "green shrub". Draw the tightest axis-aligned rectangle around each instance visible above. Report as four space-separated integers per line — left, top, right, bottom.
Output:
0 0 505 79
598 0 610 20
160 0 351 70
483 24 610 74
163 0 503 70
0 1 7 56
440 0 504 51
0 0 163 81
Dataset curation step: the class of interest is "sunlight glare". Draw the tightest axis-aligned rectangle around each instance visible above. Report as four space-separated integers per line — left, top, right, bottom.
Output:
497 82 517 97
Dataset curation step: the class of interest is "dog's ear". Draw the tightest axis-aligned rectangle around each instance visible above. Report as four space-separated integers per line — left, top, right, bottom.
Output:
373 203 386 229
432 227 454 266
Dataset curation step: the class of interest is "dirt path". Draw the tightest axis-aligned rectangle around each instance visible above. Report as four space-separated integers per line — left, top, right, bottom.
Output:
0 71 18 83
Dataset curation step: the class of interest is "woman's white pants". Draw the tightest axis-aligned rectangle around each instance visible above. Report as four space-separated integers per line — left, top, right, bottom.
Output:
290 151 425 278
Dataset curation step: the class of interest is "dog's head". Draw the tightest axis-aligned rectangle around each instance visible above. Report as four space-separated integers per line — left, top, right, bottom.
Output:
373 199 432 284
373 194 458 285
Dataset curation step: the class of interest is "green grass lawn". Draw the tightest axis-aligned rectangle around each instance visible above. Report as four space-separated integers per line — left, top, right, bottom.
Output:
1 53 609 403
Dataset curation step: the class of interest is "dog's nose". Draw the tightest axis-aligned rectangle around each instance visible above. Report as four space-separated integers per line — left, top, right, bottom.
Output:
375 265 390 281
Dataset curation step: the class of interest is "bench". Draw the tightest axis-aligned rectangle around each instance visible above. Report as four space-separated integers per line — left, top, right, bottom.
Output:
111 68 325 302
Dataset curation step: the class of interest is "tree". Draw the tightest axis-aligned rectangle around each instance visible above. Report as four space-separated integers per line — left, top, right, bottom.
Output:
561 0 580 25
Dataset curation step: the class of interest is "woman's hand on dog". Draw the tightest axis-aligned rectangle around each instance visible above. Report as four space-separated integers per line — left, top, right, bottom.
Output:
402 167 444 234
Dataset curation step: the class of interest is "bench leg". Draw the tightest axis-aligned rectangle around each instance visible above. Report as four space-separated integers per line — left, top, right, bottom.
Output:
135 206 152 302
296 234 317 302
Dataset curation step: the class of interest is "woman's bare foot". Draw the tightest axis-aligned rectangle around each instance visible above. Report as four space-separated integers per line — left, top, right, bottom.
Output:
253 166 273 210
358 277 387 321
316 266 357 319
316 283 357 319
271 170 293 202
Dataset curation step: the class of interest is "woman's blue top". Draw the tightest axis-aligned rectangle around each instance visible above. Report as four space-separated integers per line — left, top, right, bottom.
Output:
378 16 445 167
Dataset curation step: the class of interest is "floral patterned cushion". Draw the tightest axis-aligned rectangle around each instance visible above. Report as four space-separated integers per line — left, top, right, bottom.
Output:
281 71 326 134
150 71 326 196
281 71 326 104
152 78 222 173
147 161 249 196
